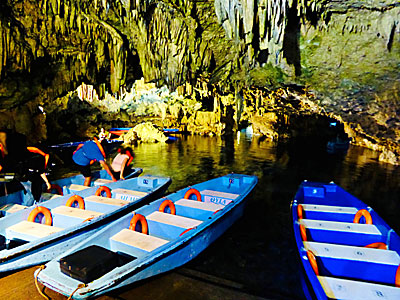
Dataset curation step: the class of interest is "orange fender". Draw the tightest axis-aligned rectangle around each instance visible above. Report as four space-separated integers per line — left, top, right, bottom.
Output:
184 188 202 201
297 204 304 220
353 209 372 224
300 224 307 241
95 186 112 198
66 195 85 209
129 214 148 234
159 199 176 215
307 250 319 276
396 265 400 287
364 242 387 250
28 206 52 226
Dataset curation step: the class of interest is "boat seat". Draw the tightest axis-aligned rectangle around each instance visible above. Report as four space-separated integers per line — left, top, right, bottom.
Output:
111 228 169 254
51 206 103 227
146 211 203 239
200 189 239 205
304 241 400 285
113 188 148 202
300 204 358 222
0 203 27 216
300 219 384 246
317 276 400 300
6 220 63 241
174 199 224 220
83 195 129 213
93 178 113 186
41 193 62 201
66 184 90 191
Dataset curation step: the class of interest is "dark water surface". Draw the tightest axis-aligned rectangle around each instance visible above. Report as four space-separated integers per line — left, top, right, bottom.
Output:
91 133 400 300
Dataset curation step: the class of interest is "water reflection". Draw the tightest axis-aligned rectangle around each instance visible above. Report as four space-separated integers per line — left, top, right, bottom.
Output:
129 133 400 299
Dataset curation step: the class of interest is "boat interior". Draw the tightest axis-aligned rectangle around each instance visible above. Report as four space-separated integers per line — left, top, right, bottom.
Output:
296 184 400 299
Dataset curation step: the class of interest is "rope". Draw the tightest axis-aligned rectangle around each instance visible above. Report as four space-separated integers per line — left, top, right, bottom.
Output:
67 283 87 300
34 265 49 300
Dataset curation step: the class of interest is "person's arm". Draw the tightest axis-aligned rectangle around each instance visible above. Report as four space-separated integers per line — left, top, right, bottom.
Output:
40 173 52 190
119 157 129 180
99 160 117 181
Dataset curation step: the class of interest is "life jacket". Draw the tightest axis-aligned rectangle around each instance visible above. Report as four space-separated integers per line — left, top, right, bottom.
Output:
73 139 106 165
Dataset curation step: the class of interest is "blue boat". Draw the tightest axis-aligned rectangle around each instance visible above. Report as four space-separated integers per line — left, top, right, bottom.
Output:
292 181 400 300
0 168 143 215
35 173 258 299
0 174 171 273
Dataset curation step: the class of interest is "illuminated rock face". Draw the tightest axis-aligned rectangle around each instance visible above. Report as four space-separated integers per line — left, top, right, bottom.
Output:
0 0 398 158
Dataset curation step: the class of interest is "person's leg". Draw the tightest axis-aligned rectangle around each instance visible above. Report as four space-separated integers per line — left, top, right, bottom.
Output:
77 164 92 186
84 176 91 186
30 174 44 202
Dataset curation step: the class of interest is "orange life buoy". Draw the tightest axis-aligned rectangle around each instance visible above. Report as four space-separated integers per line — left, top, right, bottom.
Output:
184 188 202 201
28 206 52 226
95 186 112 198
297 204 304 220
396 265 400 287
364 242 387 250
66 195 85 209
159 199 176 215
307 250 319 276
300 224 307 241
129 214 148 234
46 184 63 195
353 209 372 224
180 227 196 236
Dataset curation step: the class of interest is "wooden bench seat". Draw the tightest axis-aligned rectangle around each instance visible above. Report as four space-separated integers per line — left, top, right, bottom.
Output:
93 179 113 186
302 204 358 214
0 203 27 215
175 199 224 212
304 241 400 265
300 219 381 235
67 184 90 191
84 195 129 207
300 204 359 222
200 190 239 200
111 229 169 252
41 193 62 201
147 211 202 229
317 276 400 300
113 188 148 202
6 220 63 241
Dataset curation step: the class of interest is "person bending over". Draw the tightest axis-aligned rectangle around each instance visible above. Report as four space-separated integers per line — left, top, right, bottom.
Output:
111 147 134 180
72 138 117 186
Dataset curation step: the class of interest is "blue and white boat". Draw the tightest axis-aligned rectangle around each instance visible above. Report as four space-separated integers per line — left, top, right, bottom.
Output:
35 173 258 299
292 181 400 300
0 174 171 273
0 168 143 215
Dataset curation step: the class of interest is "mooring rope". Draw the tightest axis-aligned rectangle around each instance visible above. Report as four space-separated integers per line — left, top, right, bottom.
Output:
34 265 49 300
67 283 87 300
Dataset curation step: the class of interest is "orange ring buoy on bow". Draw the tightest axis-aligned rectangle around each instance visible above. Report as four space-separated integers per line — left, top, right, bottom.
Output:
129 214 148 234
180 227 196 236
66 195 85 209
307 250 319 276
396 265 400 287
95 186 112 198
28 206 52 226
365 242 387 250
184 188 202 201
300 224 307 241
297 204 304 220
159 199 176 215
353 209 372 224
46 184 63 195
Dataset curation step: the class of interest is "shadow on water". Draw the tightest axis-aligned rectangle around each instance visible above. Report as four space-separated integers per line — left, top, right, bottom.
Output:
114 133 400 299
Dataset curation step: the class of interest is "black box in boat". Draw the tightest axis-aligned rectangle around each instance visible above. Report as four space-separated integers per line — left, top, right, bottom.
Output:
60 245 135 283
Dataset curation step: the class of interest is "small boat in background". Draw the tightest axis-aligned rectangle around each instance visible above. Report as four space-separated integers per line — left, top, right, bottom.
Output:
0 174 171 273
36 173 258 299
292 181 400 300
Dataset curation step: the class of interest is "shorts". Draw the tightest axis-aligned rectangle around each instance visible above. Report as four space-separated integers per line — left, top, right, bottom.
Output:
76 164 91 178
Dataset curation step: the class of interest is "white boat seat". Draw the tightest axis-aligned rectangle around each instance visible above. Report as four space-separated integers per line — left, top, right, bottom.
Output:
0 203 27 215
200 190 239 200
111 228 169 252
300 219 381 235
302 204 358 214
317 276 400 300
40 193 62 201
93 178 113 185
175 199 224 212
51 206 103 220
84 195 129 207
147 211 202 229
67 184 90 191
304 241 400 265
6 220 63 241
